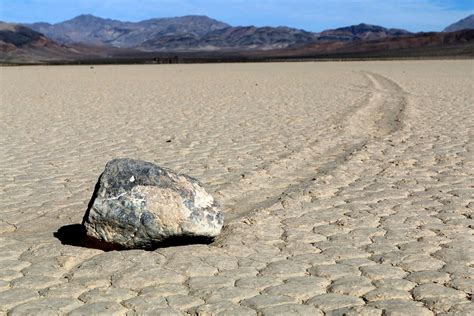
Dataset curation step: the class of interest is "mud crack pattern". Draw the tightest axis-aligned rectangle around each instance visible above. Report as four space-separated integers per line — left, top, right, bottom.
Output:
1 61 473 315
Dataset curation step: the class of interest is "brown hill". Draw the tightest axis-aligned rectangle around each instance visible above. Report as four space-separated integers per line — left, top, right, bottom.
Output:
0 22 139 63
0 22 80 63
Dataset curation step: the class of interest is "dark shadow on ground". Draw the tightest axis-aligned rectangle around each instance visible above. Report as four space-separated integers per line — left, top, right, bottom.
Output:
54 224 214 251
54 224 125 251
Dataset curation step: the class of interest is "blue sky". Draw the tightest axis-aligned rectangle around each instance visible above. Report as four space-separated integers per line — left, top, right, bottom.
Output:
1 0 473 32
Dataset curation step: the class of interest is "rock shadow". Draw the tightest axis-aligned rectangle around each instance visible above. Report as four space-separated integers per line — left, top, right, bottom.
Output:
54 224 125 251
54 224 214 251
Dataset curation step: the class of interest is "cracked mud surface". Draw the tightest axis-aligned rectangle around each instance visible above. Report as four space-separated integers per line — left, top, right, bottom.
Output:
1 61 473 315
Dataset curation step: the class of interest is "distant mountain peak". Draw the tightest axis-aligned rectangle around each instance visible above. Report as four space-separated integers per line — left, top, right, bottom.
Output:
324 23 409 34
68 14 104 21
319 23 411 42
444 14 474 32
65 14 121 24
75 14 97 18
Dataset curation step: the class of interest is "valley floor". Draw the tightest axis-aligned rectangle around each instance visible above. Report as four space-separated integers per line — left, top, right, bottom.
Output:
0 61 473 314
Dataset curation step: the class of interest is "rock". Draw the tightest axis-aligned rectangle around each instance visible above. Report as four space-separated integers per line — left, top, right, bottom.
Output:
82 158 224 248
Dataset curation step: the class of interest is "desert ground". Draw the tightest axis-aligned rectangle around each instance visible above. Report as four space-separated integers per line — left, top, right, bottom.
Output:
0 60 473 315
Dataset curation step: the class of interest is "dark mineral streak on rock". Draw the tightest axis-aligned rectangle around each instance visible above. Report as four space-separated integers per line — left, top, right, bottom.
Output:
82 158 224 249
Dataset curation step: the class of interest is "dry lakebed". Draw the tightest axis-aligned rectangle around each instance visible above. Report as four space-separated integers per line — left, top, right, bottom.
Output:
0 60 473 315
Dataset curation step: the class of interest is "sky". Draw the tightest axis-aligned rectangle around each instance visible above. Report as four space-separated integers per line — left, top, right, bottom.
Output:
1 0 473 32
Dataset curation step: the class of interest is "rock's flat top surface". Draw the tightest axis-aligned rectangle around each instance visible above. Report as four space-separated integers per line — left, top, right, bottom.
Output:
1 61 473 315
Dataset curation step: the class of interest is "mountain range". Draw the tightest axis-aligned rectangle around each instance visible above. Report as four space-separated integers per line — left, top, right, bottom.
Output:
24 15 420 51
1 14 473 63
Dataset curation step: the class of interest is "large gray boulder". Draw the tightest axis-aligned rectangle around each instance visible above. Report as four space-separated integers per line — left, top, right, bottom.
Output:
82 158 224 249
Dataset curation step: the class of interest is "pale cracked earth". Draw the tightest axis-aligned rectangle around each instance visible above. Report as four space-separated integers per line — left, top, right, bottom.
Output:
0 60 473 315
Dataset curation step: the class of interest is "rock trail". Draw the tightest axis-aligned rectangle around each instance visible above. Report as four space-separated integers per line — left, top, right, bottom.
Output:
227 71 408 219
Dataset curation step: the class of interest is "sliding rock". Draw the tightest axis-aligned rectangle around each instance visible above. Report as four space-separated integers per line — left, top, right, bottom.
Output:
82 158 224 248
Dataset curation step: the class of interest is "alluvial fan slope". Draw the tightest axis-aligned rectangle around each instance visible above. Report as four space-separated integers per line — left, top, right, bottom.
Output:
0 61 473 315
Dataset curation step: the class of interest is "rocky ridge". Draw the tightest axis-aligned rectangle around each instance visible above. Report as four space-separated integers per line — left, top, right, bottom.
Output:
444 14 474 32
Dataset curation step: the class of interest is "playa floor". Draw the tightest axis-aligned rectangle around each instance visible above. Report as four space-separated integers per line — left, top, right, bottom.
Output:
1 61 473 315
